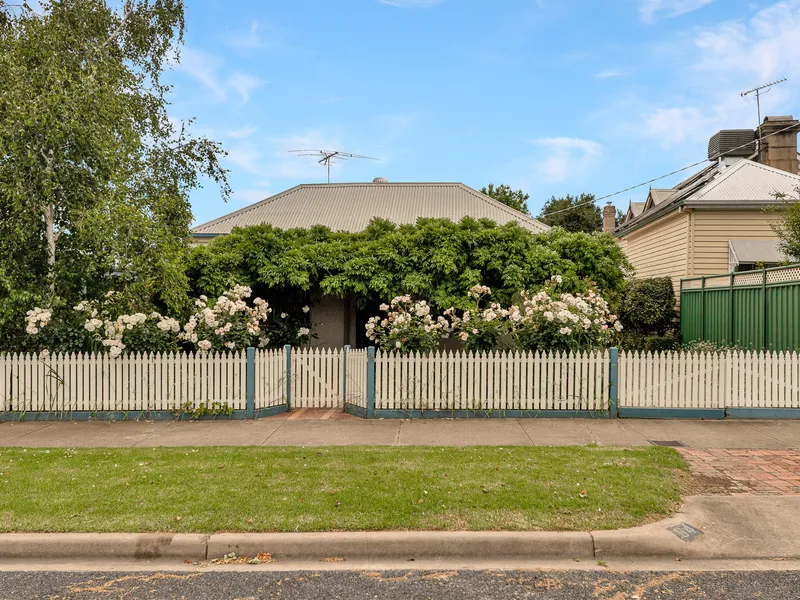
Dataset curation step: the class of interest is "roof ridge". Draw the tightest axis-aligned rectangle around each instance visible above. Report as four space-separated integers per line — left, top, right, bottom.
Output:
455 183 545 228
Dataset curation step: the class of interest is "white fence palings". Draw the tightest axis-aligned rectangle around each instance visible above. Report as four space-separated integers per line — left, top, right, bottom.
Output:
373 350 609 412
0 351 247 413
617 350 800 409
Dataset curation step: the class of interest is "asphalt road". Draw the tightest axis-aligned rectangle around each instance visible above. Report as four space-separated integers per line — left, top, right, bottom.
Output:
2 569 800 599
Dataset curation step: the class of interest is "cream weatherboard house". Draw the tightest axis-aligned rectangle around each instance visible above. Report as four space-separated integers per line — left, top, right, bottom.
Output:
609 116 800 296
191 180 548 347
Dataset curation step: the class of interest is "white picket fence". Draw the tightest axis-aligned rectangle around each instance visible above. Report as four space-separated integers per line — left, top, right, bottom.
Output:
0 351 249 413
619 350 800 409
3 348 799 416
254 348 287 409
374 350 611 411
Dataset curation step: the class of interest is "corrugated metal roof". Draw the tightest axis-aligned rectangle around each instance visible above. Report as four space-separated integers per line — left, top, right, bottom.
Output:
614 158 800 236
649 188 675 205
686 160 800 204
628 202 645 218
729 239 785 264
192 182 549 235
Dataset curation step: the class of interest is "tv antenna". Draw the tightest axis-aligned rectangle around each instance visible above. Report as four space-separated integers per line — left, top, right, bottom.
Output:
288 150 379 183
741 78 787 136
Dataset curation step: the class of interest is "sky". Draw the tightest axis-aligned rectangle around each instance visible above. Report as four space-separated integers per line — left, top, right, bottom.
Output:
165 0 800 226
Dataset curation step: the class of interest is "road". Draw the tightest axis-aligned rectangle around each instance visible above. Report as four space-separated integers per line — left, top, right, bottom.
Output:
2 569 800 599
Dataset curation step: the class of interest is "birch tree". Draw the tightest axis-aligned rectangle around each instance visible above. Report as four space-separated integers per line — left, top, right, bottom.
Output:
0 0 229 343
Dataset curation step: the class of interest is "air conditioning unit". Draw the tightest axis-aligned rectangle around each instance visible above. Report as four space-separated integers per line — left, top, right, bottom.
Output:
708 129 757 160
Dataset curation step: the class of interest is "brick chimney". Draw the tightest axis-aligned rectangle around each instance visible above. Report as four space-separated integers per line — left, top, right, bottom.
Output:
758 115 799 174
603 202 616 233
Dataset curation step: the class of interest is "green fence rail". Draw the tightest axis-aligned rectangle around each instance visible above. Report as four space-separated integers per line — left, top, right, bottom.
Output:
680 264 800 351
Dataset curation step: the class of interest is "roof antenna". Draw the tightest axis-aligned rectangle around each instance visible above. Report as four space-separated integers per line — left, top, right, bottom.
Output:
741 78 787 150
288 150 379 183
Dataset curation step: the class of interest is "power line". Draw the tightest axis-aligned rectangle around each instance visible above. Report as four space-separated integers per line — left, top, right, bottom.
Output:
541 121 800 218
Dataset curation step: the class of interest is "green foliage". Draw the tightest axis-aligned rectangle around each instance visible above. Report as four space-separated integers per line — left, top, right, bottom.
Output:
0 0 228 349
538 194 603 233
771 186 800 261
189 218 632 316
618 278 677 336
619 332 680 353
480 183 531 215
172 401 234 420
681 340 744 353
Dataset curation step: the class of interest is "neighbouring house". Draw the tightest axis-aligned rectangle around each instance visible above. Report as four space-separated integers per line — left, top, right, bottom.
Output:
608 115 800 296
191 179 549 347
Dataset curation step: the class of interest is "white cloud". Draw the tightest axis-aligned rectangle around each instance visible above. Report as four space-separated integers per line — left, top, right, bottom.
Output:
227 21 264 51
176 48 261 104
633 1 800 148
231 188 272 203
177 47 226 102
226 143 268 178
595 68 627 79
639 0 714 23
228 125 258 139
531 138 603 183
641 107 713 148
228 73 262 103
379 0 444 6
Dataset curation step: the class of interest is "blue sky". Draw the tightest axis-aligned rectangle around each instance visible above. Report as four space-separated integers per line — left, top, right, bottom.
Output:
166 0 800 225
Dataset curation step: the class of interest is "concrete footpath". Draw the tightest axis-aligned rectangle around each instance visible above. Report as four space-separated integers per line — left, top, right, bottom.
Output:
1 496 799 564
2 412 800 448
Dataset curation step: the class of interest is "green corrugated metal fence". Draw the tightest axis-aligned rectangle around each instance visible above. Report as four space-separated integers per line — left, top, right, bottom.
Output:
680 264 800 351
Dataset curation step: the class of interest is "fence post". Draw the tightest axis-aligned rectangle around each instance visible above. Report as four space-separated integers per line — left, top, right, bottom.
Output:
608 347 619 418
285 345 292 411
762 268 768 351
246 347 255 419
342 345 350 406
366 346 376 418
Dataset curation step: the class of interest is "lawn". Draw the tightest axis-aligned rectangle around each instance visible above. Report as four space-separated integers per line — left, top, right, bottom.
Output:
0 446 686 533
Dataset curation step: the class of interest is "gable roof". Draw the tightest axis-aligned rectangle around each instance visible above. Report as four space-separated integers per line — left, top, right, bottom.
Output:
684 160 800 205
615 159 800 236
626 202 645 220
192 182 549 236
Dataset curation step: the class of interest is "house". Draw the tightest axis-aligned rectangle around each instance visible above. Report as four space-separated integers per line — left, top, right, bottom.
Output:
191 180 549 347
608 115 800 295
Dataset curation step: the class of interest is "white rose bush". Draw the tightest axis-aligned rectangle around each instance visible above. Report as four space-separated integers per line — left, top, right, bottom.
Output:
24 286 313 357
365 296 449 354
366 276 622 354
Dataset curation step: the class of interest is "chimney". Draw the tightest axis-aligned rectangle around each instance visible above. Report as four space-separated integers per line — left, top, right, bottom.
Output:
603 202 616 233
758 115 799 174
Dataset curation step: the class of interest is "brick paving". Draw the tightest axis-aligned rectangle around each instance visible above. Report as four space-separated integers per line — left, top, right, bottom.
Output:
680 448 800 496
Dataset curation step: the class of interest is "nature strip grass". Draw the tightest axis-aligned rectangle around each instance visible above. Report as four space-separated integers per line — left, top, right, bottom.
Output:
0 446 686 533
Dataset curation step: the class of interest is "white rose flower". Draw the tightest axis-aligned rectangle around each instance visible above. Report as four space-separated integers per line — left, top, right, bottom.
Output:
198 340 212 351
298 327 310 336
302 305 310 313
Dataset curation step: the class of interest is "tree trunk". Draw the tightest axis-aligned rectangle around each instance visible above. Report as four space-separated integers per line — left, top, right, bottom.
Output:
45 202 56 293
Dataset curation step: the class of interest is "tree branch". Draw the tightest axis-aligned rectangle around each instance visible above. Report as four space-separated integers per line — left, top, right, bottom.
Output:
103 4 133 47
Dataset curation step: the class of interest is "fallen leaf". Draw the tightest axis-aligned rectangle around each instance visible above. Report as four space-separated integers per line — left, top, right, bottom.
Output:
247 518 253 525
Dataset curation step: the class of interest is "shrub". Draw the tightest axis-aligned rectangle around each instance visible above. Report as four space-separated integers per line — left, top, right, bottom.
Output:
511 276 622 352
365 296 448 354
618 278 676 335
620 332 680 353
365 277 622 354
23 286 313 356
446 285 514 352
